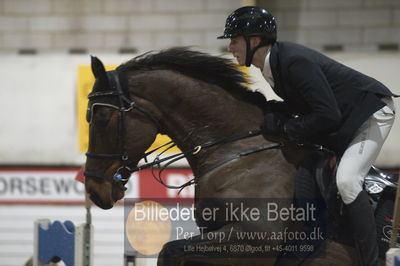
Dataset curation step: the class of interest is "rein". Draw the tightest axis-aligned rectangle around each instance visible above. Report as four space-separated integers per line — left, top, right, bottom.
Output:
134 129 263 172
84 70 284 191
127 130 283 192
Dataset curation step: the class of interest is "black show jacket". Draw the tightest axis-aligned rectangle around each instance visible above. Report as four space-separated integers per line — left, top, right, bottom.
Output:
267 42 398 155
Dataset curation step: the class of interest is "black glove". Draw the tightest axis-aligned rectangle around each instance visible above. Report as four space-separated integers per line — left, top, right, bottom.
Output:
260 112 288 137
284 117 305 143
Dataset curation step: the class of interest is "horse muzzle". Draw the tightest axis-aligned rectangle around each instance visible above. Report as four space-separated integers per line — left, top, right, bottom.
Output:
84 172 120 209
88 189 115 210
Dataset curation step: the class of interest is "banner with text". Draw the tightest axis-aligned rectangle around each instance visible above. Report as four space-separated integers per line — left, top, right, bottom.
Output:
0 168 193 204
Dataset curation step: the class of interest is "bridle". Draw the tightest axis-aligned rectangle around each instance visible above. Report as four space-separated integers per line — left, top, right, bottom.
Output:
84 70 162 190
84 70 287 191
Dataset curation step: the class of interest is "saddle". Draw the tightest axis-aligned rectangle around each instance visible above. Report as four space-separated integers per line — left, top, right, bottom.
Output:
314 153 338 207
314 152 398 209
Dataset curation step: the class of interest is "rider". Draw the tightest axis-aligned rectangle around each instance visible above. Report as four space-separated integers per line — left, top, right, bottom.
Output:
218 6 397 265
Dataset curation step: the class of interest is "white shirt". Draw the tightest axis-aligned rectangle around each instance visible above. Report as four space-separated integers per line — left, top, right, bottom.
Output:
261 48 275 88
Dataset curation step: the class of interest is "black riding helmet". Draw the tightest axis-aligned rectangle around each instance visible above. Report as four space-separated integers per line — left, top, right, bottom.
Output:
217 6 277 66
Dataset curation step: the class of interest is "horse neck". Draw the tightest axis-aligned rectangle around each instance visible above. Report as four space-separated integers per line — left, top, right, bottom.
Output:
129 70 266 174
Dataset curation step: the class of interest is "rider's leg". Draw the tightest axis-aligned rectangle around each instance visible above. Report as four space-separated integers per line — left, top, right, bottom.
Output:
336 97 395 265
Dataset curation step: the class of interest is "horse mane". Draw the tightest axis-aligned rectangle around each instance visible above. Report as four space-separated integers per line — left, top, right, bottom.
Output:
117 47 267 110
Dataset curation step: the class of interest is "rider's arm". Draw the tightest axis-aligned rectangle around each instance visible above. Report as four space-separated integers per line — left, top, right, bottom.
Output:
283 57 342 139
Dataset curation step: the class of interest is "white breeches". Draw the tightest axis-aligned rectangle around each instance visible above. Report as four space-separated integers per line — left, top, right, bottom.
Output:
336 97 396 204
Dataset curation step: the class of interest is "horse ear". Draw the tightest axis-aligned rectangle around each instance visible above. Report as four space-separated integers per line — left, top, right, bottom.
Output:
91 55 106 78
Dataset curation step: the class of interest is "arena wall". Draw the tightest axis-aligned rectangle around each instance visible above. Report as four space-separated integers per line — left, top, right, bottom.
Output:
0 52 399 167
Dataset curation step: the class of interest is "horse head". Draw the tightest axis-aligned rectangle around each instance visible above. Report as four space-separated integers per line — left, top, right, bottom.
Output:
84 56 160 209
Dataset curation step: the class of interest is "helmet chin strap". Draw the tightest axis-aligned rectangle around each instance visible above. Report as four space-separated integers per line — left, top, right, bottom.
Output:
244 36 269 67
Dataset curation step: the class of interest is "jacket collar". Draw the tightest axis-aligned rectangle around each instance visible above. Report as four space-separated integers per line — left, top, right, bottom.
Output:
262 48 274 88
269 42 284 98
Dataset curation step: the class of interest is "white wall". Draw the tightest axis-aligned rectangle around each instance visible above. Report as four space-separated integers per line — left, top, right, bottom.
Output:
0 53 123 165
0 52 399 167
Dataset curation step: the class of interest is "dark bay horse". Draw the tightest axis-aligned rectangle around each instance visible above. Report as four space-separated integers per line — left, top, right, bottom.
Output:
84 48 357 265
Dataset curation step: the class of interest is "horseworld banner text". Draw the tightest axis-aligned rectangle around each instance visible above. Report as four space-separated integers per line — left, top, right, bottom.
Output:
0 168 194 204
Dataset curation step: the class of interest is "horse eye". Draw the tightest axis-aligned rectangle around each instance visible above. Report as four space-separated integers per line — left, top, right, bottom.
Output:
92 107 115 127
